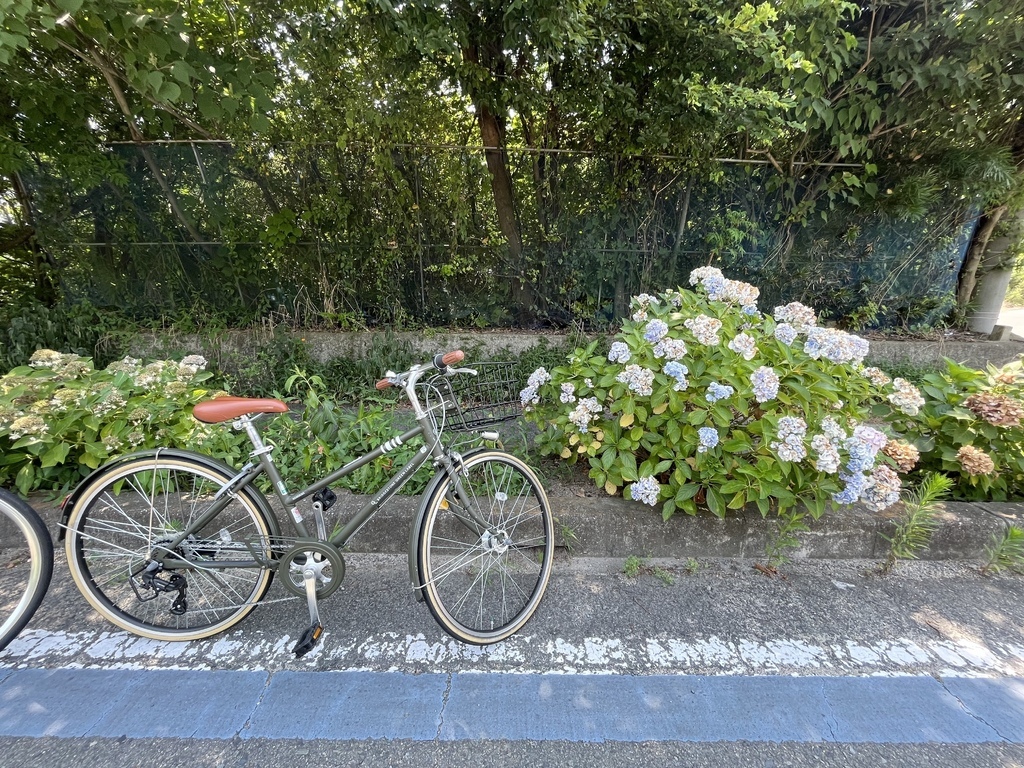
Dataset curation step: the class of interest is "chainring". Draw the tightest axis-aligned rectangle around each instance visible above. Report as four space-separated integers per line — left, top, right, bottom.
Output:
279 540 345 599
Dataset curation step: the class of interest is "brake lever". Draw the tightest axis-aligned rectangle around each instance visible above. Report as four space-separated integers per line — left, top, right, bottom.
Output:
448 366 478 377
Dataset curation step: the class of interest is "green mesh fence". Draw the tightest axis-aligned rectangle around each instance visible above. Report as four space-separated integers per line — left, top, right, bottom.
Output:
15 141 975 329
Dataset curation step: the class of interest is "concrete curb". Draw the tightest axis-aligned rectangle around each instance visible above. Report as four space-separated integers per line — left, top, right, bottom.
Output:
32 489 1023 565
305 489 1024 564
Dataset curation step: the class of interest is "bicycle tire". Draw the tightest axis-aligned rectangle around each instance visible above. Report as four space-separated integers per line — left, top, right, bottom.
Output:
0 489 54 652
417 451 553 644
65 455 275 642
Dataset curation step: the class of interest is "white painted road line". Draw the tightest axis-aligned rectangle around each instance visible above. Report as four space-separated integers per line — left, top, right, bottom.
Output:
1 668 1022 743
4 627 1024 677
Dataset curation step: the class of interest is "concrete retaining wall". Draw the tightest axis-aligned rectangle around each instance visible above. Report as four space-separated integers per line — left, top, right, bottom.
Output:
134 329 1024 371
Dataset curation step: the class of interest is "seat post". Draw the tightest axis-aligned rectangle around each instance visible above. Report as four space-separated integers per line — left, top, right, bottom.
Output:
235 415 272 460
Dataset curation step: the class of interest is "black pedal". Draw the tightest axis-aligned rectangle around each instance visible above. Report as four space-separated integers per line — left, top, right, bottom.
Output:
312 489 337 511
292 621 324 658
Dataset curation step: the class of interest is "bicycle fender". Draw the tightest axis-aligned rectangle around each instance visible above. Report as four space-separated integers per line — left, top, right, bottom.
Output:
407 449 488 601
57 448 281 542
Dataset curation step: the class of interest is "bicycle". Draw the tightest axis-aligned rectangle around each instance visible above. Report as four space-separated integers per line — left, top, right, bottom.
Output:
60 351 553 656
0 488 55 652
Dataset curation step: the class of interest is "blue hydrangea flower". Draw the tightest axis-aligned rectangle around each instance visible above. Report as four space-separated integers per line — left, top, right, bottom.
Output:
774 323 798 345
697 427 719 453
703 274 727 300
644 319 669 343
608 341 631 364
629 476 661 506
750 366 780 403
663 361 689 391
705 382 735 403
833 471 868 505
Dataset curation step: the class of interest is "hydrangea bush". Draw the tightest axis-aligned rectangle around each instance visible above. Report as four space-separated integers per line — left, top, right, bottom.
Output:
523 268 924 521
0 350 242 494
876 358 1024 500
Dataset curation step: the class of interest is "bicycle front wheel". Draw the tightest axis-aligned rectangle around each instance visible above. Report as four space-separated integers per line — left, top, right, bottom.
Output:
0 489 54 652
65 456 275 642
417 451 553 644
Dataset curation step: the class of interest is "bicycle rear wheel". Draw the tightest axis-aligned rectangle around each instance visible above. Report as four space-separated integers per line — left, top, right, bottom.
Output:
417 451 553 644
65 455 275 642
0 489 54 652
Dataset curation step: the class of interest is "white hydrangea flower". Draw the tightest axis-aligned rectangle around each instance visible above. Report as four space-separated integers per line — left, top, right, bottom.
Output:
728 332 757 361
616 365 655 397
684 315 722 346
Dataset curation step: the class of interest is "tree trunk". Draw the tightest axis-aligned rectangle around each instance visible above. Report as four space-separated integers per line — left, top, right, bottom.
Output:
957 113 1024 316
477 103 533 321
671 178 693 284
8 172 59 305
614 264 628 320
956 205 1007 311
456 6 533 324
964 206 1024 332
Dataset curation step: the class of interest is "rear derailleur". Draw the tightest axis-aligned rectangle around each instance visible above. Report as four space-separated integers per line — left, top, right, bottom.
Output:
131 560 188 615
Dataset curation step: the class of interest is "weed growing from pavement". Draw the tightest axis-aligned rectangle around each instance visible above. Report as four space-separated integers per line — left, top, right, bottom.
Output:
555 518 579 554
880 473 952 575
623 555 643 578
622 555 677 585
981 526 1024 575
764 508 810 567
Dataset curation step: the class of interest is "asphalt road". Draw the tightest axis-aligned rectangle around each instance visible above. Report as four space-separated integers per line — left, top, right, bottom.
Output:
2 547 1024 766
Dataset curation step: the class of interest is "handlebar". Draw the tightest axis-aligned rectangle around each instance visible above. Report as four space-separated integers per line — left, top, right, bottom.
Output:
375 349 466 390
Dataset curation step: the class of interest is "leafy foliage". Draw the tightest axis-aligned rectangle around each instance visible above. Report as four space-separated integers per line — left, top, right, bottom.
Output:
4 0 1024 332
878 359 1024 500
260 369 435 497
0 349 499 498
0 300 131 371
982 526 1024 575
0 350 230 494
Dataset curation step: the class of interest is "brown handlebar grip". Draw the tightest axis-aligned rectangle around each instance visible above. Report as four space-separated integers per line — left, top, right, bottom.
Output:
441 350 465 366
375 378 392 390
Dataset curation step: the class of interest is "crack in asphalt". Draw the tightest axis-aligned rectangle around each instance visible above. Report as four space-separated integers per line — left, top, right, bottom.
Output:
435 671 454 742
234 671 275 739
820 678 840 742
935 676 1011 743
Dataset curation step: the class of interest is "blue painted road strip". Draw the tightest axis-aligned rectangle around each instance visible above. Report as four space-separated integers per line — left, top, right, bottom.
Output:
0 668 1021 743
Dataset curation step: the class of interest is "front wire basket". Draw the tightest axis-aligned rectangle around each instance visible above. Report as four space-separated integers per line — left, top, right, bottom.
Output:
423 361 522 432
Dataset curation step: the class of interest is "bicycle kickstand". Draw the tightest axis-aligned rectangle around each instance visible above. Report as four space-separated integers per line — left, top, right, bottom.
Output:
292 560 324 658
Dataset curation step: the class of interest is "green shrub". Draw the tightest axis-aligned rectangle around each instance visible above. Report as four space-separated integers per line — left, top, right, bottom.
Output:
878 358 1024 500
0 351 450 498
259 369 435 496
522 268 914 522
130 328 317 398
0 350 240 494
0 301 131 371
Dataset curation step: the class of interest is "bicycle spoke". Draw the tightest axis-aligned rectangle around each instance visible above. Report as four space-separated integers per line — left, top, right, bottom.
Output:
67 457 273 641
420 453 553 643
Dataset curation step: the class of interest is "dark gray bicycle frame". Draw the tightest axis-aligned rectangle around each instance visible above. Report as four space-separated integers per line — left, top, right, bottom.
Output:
147 402 481 576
